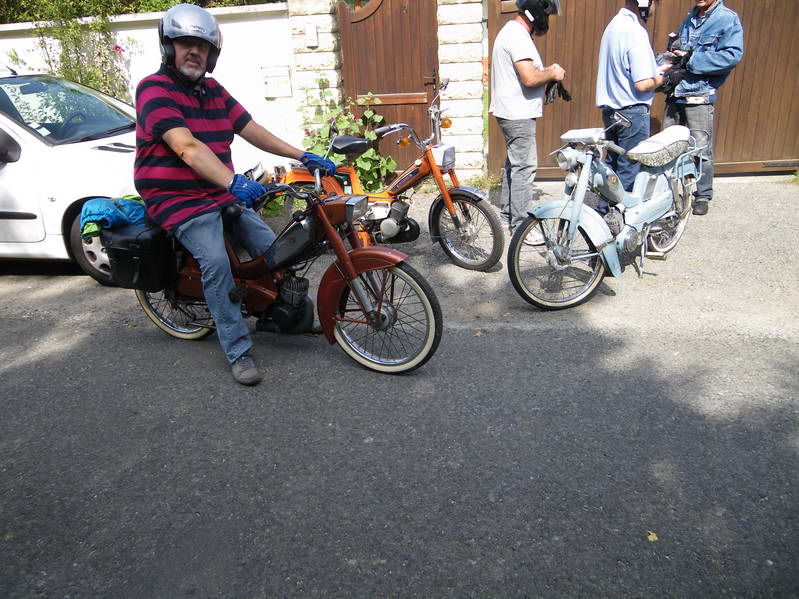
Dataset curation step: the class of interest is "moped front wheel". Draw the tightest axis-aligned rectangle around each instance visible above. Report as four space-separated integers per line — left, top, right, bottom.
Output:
431 196 503 271
507 216 606 310
334 262 442 373
135 287 214 340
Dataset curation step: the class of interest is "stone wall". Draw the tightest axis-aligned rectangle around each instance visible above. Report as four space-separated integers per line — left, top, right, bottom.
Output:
437 0 486 181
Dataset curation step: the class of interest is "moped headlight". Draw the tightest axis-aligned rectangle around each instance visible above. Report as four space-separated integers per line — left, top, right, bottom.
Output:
555 147 580 171
564 172 578 187
345 195 369 222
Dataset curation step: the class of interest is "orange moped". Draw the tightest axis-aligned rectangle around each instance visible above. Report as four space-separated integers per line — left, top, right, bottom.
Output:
283 80 503 271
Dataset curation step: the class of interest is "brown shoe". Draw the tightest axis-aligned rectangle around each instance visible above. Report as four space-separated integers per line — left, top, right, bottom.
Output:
231 354 262 386
692 200 709 216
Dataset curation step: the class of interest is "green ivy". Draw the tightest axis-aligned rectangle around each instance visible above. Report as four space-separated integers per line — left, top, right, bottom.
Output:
300 78 397 192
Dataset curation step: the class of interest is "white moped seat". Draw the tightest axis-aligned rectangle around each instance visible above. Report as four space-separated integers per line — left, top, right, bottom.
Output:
627 125 691 167
560 127 605 144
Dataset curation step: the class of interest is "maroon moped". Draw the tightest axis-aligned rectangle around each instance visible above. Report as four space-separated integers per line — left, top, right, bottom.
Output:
111 177 442 373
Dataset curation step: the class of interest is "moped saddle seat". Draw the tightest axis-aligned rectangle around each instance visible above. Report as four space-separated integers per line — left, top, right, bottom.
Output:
560 127 605 144
331 135 371 158
627 125 691 167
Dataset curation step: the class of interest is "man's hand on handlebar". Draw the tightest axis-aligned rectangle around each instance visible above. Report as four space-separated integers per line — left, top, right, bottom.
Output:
228 173 267 208
300 152 336 177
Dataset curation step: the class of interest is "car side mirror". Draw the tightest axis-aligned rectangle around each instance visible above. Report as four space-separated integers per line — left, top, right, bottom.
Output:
0 128 21 163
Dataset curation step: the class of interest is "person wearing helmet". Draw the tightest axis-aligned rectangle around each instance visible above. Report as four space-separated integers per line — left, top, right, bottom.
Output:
596 0 669 193
134 4 335 386
489 0 564 243
663 0 744 216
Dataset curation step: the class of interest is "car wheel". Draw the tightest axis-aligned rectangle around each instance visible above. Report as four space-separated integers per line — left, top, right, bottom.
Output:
69 213 115 286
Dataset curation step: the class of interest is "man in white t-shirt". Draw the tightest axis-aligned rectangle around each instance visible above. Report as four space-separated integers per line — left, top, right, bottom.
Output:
596 0 668 192
489 0 564 240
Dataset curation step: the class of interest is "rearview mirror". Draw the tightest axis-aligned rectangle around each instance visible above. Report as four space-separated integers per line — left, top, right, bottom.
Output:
0 128 21 163
613 112 632 129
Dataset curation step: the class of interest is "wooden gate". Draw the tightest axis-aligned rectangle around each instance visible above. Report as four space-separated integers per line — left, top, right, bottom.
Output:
338 0 439 167
487 0 799 178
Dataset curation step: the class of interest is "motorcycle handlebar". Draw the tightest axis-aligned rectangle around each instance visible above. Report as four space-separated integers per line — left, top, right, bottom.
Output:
606 142 626 156
375 123 413 138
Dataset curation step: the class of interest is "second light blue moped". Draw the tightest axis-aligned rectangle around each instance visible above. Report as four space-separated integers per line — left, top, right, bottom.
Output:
507 115 705 310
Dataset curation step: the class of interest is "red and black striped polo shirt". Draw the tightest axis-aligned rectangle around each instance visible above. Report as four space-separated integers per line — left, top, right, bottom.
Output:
134 66 252 233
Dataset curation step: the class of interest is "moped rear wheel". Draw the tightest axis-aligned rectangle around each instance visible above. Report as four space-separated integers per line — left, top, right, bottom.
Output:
432 196 503 271
508 216 606 310
334 262 442 373
135 287 214 340
647 210 690 254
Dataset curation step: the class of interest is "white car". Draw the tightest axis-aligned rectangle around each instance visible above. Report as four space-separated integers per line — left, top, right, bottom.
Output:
0 71 137 284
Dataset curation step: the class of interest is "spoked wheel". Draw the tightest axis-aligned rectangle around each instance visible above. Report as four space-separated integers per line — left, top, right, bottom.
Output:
507 216 606 310
431 195 503 271
647 209 690 254
334 262 442 373
135 287 214 340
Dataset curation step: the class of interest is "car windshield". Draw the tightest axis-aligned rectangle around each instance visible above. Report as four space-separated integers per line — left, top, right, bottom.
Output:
0 75 134 145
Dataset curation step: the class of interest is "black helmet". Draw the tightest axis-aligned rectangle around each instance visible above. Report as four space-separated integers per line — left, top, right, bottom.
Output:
516 0 561 34
159 3 222 73
633 0 653 23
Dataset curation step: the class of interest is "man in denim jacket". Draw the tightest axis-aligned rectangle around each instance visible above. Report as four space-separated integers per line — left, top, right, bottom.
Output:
664 0 743 216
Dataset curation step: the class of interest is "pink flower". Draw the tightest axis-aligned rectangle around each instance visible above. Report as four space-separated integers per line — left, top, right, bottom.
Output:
113 45 123 54
304 129 311 137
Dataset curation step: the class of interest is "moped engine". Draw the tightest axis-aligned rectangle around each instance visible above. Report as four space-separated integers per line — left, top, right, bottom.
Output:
378 200 410 240
603 208 624 237
372 201 420 244
618 225 644 253
255 275 313 334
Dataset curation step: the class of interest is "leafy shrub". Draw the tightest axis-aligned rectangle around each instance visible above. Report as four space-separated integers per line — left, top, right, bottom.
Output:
301 78 396 192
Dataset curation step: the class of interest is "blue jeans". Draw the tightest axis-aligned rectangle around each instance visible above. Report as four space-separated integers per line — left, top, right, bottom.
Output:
602 104 650 192
664 102 715 201
496 117 538 232
173 206 276 364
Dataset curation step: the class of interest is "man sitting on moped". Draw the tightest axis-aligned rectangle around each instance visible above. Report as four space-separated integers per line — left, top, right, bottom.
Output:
134 3 335 385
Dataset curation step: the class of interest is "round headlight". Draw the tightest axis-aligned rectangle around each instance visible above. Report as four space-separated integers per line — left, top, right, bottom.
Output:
556 151 569 170
564 172 578 187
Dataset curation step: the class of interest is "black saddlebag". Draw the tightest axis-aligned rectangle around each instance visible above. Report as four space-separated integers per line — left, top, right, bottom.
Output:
100 224 176 292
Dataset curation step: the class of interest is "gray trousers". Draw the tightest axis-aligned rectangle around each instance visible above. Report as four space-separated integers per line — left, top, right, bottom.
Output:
174 206 276 364
497 117 538 231
664 102 715 201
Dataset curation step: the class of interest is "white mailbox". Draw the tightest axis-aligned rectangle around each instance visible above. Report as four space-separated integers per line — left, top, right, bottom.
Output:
262 66 292 98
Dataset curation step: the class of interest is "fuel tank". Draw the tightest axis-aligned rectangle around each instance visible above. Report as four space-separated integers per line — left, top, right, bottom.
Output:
264 215 318 270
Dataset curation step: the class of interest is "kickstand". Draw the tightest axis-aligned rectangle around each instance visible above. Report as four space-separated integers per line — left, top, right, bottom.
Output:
638 237 647 278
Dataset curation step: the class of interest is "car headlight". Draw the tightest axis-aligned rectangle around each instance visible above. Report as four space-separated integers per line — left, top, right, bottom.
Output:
345 195 369 222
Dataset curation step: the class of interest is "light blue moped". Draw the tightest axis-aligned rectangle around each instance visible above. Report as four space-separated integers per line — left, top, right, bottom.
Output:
507 115 705 310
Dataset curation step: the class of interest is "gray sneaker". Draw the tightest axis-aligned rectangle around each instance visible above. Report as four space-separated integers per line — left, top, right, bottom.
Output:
231 354 262 386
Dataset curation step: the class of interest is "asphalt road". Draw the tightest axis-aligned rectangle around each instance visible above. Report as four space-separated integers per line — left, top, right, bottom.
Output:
1 175 797 598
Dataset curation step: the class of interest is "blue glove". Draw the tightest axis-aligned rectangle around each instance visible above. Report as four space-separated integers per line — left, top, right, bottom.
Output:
300 152 336 177
228 173 267 208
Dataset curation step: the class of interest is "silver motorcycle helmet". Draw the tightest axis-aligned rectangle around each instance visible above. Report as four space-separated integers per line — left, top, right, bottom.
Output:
516 0 561 34
159 3 222 73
